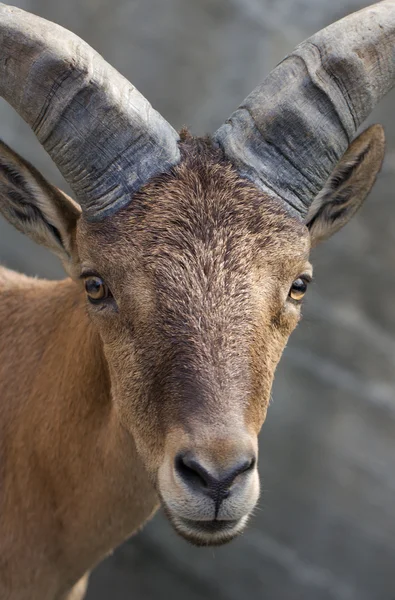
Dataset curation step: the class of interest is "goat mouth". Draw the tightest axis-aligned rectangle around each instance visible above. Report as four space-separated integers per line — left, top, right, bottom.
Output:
169 515 248 547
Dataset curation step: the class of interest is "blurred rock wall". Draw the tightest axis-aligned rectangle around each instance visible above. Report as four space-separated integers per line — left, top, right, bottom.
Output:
1 1 395 599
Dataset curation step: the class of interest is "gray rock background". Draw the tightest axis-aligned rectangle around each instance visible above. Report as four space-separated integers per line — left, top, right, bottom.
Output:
1 0 395 599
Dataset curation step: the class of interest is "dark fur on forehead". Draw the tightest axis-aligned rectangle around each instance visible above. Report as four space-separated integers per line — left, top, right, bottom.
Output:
87 132 308 254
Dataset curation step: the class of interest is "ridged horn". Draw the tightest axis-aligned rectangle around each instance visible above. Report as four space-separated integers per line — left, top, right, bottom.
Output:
213 0 395 219
0 4 180 221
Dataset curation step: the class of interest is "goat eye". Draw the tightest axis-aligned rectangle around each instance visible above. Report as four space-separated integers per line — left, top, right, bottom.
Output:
289 278 308 302
84 276 110 303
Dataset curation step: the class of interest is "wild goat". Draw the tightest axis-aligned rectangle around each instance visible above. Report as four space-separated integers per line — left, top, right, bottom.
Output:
0 1 394 599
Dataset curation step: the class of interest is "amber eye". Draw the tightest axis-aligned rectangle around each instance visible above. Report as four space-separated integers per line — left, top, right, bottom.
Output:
289 277 308 302
84 276 110 304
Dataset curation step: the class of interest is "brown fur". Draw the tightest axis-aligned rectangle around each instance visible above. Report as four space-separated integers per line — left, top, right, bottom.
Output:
0 129 384 599
0 270 158 599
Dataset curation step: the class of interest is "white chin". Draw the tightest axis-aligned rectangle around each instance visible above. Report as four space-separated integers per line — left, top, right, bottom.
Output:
169 514 249 546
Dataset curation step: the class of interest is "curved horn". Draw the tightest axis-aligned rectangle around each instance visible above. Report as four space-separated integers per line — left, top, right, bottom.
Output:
0 4 180 220
213 0 395 219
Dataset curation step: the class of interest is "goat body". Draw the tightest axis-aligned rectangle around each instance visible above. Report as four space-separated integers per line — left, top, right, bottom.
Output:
0 268 158 599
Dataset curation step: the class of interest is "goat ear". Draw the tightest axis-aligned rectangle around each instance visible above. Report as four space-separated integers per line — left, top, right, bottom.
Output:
306 125 385 247
0 140 81 272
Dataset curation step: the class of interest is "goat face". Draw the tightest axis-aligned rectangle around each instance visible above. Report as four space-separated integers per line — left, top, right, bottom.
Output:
0 126 383 545
74 140 311 545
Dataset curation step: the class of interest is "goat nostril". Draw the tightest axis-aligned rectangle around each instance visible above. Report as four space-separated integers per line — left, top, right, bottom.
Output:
174 452 256 499
244 456 256 473
175 453 211 489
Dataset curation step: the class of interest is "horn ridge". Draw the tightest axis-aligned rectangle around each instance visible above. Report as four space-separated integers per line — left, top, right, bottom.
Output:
0 4 180 220
214 0 395 218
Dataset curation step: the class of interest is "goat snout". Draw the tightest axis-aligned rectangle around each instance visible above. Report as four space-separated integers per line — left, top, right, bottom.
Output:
175 452 255 511
158 430 260 545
